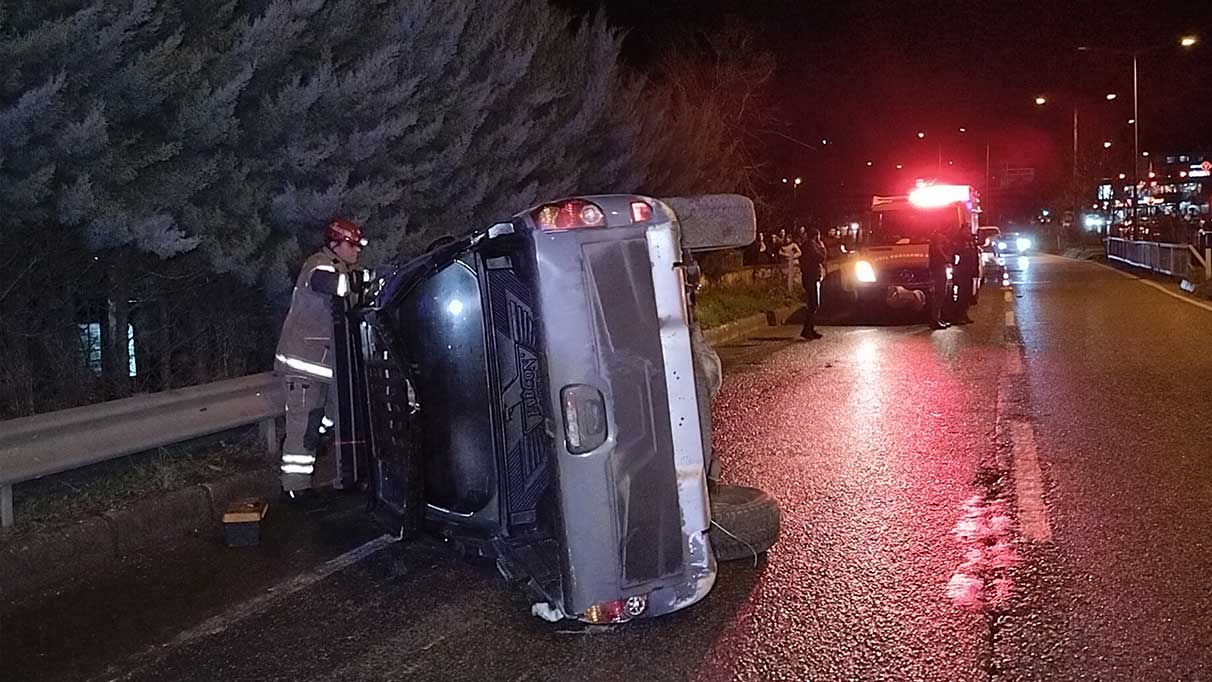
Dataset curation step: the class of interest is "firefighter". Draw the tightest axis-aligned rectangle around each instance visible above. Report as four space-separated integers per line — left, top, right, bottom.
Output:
274 218 367 497
927 229 951 330
950 231 980 324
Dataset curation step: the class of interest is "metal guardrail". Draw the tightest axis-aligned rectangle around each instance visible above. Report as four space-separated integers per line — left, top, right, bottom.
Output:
1106 238 1212 280
0 372 284 528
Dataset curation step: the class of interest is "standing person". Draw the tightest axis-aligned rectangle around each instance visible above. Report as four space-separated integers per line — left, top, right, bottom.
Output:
951 231 980 324
778 234 802 290
768 229 784 262
745 232 768 265
799 228 828 340
778 233 802 264
274 218 368 498
927 229 951 330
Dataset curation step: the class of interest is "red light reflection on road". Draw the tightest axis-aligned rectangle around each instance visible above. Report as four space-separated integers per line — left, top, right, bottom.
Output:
947 495 1020 609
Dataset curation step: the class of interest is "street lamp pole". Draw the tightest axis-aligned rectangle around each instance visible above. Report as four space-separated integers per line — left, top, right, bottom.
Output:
1132 52 1139 227
1077 36 1199 233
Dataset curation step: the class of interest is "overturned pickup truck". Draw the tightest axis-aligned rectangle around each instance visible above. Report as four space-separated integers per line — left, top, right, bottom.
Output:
315 194 781 624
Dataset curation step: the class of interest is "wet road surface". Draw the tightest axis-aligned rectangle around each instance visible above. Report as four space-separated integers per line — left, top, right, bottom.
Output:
4 254 1212 681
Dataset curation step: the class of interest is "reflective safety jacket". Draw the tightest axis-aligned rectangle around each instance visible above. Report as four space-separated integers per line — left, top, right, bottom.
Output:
274 247 349 380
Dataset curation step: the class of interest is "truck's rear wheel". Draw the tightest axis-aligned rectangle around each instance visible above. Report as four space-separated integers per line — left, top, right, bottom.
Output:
710 484 781 562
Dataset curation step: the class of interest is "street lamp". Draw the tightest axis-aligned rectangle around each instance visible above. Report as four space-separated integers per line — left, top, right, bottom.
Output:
1032 95 1083 227
1103 141 1113 149
1105 92 1118 100
1077 35 1199 226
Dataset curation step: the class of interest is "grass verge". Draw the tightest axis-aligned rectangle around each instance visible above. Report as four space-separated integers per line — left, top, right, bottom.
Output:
6 431 267 536
697 280 800 329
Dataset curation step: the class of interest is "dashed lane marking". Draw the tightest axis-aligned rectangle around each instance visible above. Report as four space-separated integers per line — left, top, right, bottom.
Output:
998 283 1052 544
1009 421 1053 542
1004 290 1013 302
1005 346 1023 376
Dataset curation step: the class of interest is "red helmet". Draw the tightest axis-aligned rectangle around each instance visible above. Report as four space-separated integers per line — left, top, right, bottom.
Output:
325 218 367 247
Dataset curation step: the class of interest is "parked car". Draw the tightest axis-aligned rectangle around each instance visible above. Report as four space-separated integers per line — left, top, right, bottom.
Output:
315 194 781 624
977 225 1002 281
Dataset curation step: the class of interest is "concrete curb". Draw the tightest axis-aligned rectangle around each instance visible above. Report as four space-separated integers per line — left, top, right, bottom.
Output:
704 304 802 346
0 468 276 601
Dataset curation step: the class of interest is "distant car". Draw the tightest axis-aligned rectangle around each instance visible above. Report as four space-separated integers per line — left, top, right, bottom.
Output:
994 231 1034 255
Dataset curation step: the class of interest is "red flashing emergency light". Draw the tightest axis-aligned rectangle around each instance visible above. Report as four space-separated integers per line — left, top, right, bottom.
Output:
908 184 971 208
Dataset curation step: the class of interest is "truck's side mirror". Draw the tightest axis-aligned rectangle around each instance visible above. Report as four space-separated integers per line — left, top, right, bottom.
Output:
660 194 757 252
309 267 349 297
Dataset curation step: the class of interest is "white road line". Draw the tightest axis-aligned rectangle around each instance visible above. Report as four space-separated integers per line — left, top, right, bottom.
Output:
1010 421 1053 542
1005 347 1023 376
1091 260 1212 313
1136 278 1212 313
1004 290 1013 302
108 534 398 681
1005 310 1015 327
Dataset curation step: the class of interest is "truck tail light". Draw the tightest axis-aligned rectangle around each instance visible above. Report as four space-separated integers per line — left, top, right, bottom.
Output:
630 201 652 223
560 384 607 454
582 594 648 623
532 199 606 231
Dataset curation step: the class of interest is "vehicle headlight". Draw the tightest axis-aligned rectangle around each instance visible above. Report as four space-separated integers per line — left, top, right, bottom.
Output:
1016 237 1031 252
855 260 877 282
997 241 1008 250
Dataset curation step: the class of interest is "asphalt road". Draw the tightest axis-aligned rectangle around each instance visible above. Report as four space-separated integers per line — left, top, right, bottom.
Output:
5 254 1212 681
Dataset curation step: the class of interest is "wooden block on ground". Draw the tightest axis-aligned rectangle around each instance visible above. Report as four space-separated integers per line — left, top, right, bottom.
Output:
223 498 268 547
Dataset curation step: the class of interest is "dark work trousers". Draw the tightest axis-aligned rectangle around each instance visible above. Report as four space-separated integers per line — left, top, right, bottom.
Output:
954 271 977 319
929 270 949 326
800 275 821 335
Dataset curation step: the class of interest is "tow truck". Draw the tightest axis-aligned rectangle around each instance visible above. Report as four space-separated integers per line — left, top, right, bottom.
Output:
822 183 981 319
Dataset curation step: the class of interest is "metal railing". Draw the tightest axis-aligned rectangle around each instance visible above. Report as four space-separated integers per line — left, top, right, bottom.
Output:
1106 238 1212 280
0 373 284 528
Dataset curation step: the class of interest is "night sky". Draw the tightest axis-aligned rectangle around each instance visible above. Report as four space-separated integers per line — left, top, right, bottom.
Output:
557 0 1212 215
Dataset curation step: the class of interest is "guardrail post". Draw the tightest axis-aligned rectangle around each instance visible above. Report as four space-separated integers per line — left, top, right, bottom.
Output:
1192 245 1212 280
2 484 13 528
260 417 280 458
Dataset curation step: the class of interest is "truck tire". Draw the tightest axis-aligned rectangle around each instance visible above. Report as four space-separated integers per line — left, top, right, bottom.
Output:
710 484 781 562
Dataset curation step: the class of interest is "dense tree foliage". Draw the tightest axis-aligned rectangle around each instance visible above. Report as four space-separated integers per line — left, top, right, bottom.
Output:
0 0 770 417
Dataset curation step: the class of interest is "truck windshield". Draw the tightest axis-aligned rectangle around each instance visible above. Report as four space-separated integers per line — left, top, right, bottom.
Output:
866 206 960 246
